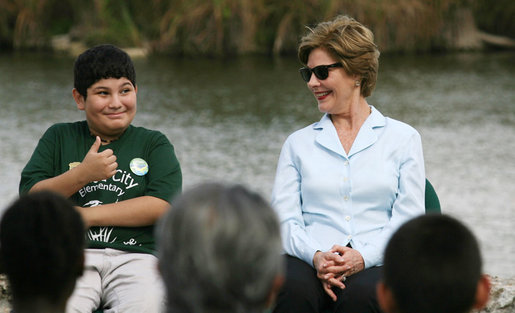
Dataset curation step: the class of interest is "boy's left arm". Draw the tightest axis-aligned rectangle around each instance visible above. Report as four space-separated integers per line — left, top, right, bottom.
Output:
76 195 169 228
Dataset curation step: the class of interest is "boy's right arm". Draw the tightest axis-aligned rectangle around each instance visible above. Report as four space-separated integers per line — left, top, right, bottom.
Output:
29 136 118 198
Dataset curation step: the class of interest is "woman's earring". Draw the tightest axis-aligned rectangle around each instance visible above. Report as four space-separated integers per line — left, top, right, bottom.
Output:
355 80 361 87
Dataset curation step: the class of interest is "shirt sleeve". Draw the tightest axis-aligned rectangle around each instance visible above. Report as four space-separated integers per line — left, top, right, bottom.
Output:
358 131 426 268
144 132 182 202
19 126 59 195
271 136 322 267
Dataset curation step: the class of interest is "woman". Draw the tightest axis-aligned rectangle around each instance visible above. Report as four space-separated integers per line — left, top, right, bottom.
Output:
271 15 425 313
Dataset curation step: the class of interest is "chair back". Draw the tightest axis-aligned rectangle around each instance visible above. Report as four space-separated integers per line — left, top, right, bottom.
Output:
425 179 441 214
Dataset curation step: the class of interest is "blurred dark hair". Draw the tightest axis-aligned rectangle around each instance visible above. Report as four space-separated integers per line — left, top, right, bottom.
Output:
383 214 482 313
0 191 85 304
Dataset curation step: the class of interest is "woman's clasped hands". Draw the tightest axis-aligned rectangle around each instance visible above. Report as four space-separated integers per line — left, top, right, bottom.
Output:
312 244 365 301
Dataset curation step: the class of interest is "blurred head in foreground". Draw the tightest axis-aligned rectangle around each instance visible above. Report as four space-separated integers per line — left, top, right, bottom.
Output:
0 191 85 313
157 182 284 313
378 214 490 313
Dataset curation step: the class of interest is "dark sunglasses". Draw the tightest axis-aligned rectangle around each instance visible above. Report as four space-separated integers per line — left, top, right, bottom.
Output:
299 63 343 82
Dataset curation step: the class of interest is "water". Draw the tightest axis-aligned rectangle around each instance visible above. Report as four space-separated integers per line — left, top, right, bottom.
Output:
0 51 514 278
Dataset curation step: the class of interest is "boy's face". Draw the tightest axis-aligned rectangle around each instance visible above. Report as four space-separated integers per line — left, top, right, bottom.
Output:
73 77 137 140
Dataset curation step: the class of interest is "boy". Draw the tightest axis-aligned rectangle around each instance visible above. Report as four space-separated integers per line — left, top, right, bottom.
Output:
19 44 182 313
377 214 491 313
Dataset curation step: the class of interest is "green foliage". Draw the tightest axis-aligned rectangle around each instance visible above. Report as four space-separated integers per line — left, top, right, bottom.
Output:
70 0 141 47
474 0 515 39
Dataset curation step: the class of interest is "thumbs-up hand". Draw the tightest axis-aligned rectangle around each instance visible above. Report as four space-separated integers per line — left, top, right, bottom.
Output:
79 136 118 182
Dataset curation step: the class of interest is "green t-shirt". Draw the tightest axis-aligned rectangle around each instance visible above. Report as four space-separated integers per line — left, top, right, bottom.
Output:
20 121 182 254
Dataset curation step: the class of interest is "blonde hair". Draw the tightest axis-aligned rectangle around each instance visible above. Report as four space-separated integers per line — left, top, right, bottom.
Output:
298 15 380 97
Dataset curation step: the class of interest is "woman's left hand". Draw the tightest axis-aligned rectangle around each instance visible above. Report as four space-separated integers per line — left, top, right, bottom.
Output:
329 244 365 279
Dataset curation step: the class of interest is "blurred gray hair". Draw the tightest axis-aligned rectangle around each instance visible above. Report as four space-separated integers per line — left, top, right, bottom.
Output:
156 182 284 313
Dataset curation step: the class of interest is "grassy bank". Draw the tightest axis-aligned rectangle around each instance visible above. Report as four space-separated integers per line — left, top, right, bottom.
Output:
0 0 513 55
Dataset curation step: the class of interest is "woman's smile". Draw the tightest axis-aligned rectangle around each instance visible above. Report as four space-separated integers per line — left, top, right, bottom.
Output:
315 90 332 101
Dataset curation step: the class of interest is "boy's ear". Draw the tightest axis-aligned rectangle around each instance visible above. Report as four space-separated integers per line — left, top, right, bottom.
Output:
265 274 285 309
72 88 85 110
473 274 491 310
156 260 162 275
376 281 397 313
76 250 85 277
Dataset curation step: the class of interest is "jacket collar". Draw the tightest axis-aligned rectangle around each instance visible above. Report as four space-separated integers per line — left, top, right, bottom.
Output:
313 106 386 158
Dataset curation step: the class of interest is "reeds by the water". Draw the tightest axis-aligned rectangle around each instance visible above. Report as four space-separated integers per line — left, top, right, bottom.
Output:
0 0 513 55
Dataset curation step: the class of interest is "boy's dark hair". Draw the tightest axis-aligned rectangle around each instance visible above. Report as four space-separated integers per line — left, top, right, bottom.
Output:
73 44 136 98
0 191 85 304
383 214 482 313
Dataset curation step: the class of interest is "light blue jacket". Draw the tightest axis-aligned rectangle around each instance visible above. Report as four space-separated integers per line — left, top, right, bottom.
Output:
271 106 425 268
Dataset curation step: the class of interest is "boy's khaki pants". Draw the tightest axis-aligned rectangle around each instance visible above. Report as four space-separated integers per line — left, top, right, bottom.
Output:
66 248 165 313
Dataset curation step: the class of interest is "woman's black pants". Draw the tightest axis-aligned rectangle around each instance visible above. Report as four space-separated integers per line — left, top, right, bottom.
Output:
272 255 384 313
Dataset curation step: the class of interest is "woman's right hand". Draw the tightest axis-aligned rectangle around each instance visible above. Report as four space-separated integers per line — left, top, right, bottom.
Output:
313 250 348 301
